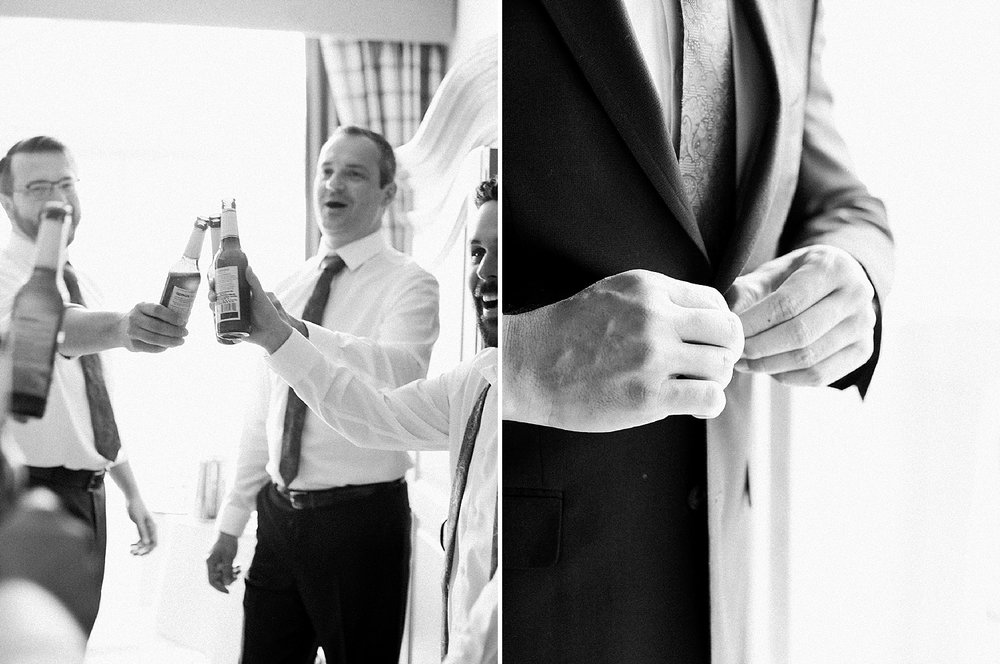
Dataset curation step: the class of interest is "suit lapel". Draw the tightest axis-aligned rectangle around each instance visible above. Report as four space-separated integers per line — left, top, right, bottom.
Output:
716 0 782 289
541 0 708 260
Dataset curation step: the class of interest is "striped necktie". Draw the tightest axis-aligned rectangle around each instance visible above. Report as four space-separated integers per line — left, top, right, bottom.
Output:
278 255 346 487
62 263 121 462
441 383 491 658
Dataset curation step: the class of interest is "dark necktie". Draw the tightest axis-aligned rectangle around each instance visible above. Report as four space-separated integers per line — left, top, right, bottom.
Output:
62 264 121 463
441 383 491 658
278 256 346 487
678 0 737 261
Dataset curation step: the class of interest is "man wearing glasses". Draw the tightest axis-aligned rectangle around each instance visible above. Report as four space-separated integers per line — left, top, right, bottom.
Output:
0 136 189 636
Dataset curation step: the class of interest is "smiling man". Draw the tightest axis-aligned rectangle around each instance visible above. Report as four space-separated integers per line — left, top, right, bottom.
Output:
206 126 440 664
228 176 499 663
0 135 187 637
469 180 498 348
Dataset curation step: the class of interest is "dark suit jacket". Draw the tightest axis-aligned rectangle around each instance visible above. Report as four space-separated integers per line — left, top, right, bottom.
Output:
502 1 893 662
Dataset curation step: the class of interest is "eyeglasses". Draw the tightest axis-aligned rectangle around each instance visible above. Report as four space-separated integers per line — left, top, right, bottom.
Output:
15 178 79 200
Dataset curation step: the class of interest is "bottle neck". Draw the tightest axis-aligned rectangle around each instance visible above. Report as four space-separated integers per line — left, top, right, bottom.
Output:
209 225 221 256
183 224 207 261
220 209 239 240
34 217 66 271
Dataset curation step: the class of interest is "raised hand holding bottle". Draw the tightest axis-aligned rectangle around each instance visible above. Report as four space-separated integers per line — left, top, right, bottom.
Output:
159 216 208 325
212 200 251 342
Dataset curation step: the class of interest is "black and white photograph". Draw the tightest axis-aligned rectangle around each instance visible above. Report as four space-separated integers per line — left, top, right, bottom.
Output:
0 1 496 663
3 0 1000 663
501 1 1000 663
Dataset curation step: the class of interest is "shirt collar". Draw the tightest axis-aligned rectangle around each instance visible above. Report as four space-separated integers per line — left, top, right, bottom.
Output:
7 227 73 269
7 227 36 263
316 230 387 272
473 347 498 387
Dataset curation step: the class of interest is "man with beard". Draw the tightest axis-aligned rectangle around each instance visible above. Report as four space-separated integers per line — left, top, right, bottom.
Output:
0 135 186 636
207 126 440 663
227 177 499 664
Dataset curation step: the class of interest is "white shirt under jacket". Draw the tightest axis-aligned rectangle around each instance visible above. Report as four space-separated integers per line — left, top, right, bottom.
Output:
216 230 440 537
0 229 123 471
267 332 498 664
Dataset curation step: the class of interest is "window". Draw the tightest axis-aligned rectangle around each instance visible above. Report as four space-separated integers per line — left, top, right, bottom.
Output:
0 17 306 512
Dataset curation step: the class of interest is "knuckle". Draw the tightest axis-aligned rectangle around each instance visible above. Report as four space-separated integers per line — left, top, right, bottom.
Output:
662 380 683 407
728 312 745 348
860 305 877 330
792 345 817 369
704 384 726 418
615 269 648 295
625 378 653 409
858 276 875 300
676 309 698 333
789 317 813 347
742 341 763 361
774 294 799 321
719 357 735 386
707 287 727 310
801 366 824 385
810 245 839 271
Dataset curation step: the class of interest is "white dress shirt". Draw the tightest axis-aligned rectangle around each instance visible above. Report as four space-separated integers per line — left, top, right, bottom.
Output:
622 0 683 152
216 230 440 537
0 229 122 471
267 332 497 664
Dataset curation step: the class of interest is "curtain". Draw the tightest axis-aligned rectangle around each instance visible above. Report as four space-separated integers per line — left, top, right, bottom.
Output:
305 38 447 256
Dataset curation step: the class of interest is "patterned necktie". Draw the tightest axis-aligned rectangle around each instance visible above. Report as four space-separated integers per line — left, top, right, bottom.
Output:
278 255 346 487
678 0 737 261
441 383 491 658
62 263 121 462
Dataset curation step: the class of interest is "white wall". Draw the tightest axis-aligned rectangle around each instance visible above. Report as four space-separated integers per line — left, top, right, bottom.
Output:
783 3 1000 662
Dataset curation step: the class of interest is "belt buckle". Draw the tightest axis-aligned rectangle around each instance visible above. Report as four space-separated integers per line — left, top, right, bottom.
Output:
286 490 309 510
86 471 105 492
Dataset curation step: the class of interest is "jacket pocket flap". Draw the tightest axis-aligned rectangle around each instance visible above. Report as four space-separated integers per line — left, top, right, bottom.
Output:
503 488 562 569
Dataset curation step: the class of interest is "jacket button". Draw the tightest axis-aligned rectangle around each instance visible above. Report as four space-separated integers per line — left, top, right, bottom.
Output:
688 485 705 511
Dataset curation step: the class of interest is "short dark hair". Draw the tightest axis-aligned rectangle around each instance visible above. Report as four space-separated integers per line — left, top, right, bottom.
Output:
474 177 497 208
332 125 396 187
0 136 71 196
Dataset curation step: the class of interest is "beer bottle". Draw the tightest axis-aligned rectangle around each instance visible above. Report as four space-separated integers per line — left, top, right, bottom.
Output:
9 202 70 418
213 200 251 342
159 216 208 325
207 214 235 345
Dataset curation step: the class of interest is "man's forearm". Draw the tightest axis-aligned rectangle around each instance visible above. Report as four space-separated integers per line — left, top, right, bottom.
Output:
107 460 142 503
59 307 126 356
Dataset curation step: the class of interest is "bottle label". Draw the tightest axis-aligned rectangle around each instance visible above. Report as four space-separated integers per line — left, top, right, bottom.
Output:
165 285 198 320
11 308 61 399
214 266 242 321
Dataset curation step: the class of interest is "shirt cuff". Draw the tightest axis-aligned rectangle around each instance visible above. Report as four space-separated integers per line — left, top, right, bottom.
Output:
265 330 317 388
215 505 252 538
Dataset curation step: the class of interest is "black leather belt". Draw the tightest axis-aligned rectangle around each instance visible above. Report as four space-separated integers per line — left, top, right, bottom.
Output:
272 478 404 510
27 466 106 492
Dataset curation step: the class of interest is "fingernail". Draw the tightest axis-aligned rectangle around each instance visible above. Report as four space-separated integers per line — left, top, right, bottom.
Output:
735 360 749 371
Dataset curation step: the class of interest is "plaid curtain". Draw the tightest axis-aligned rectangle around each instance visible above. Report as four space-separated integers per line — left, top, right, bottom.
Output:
305 39 447 256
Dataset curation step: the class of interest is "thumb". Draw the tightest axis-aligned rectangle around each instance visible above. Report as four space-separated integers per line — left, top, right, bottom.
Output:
245 265 263 294
725 275 770 315
725 252 802 314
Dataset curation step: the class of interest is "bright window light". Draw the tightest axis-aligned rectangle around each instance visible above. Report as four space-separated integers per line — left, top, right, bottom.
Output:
0 17 307 513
